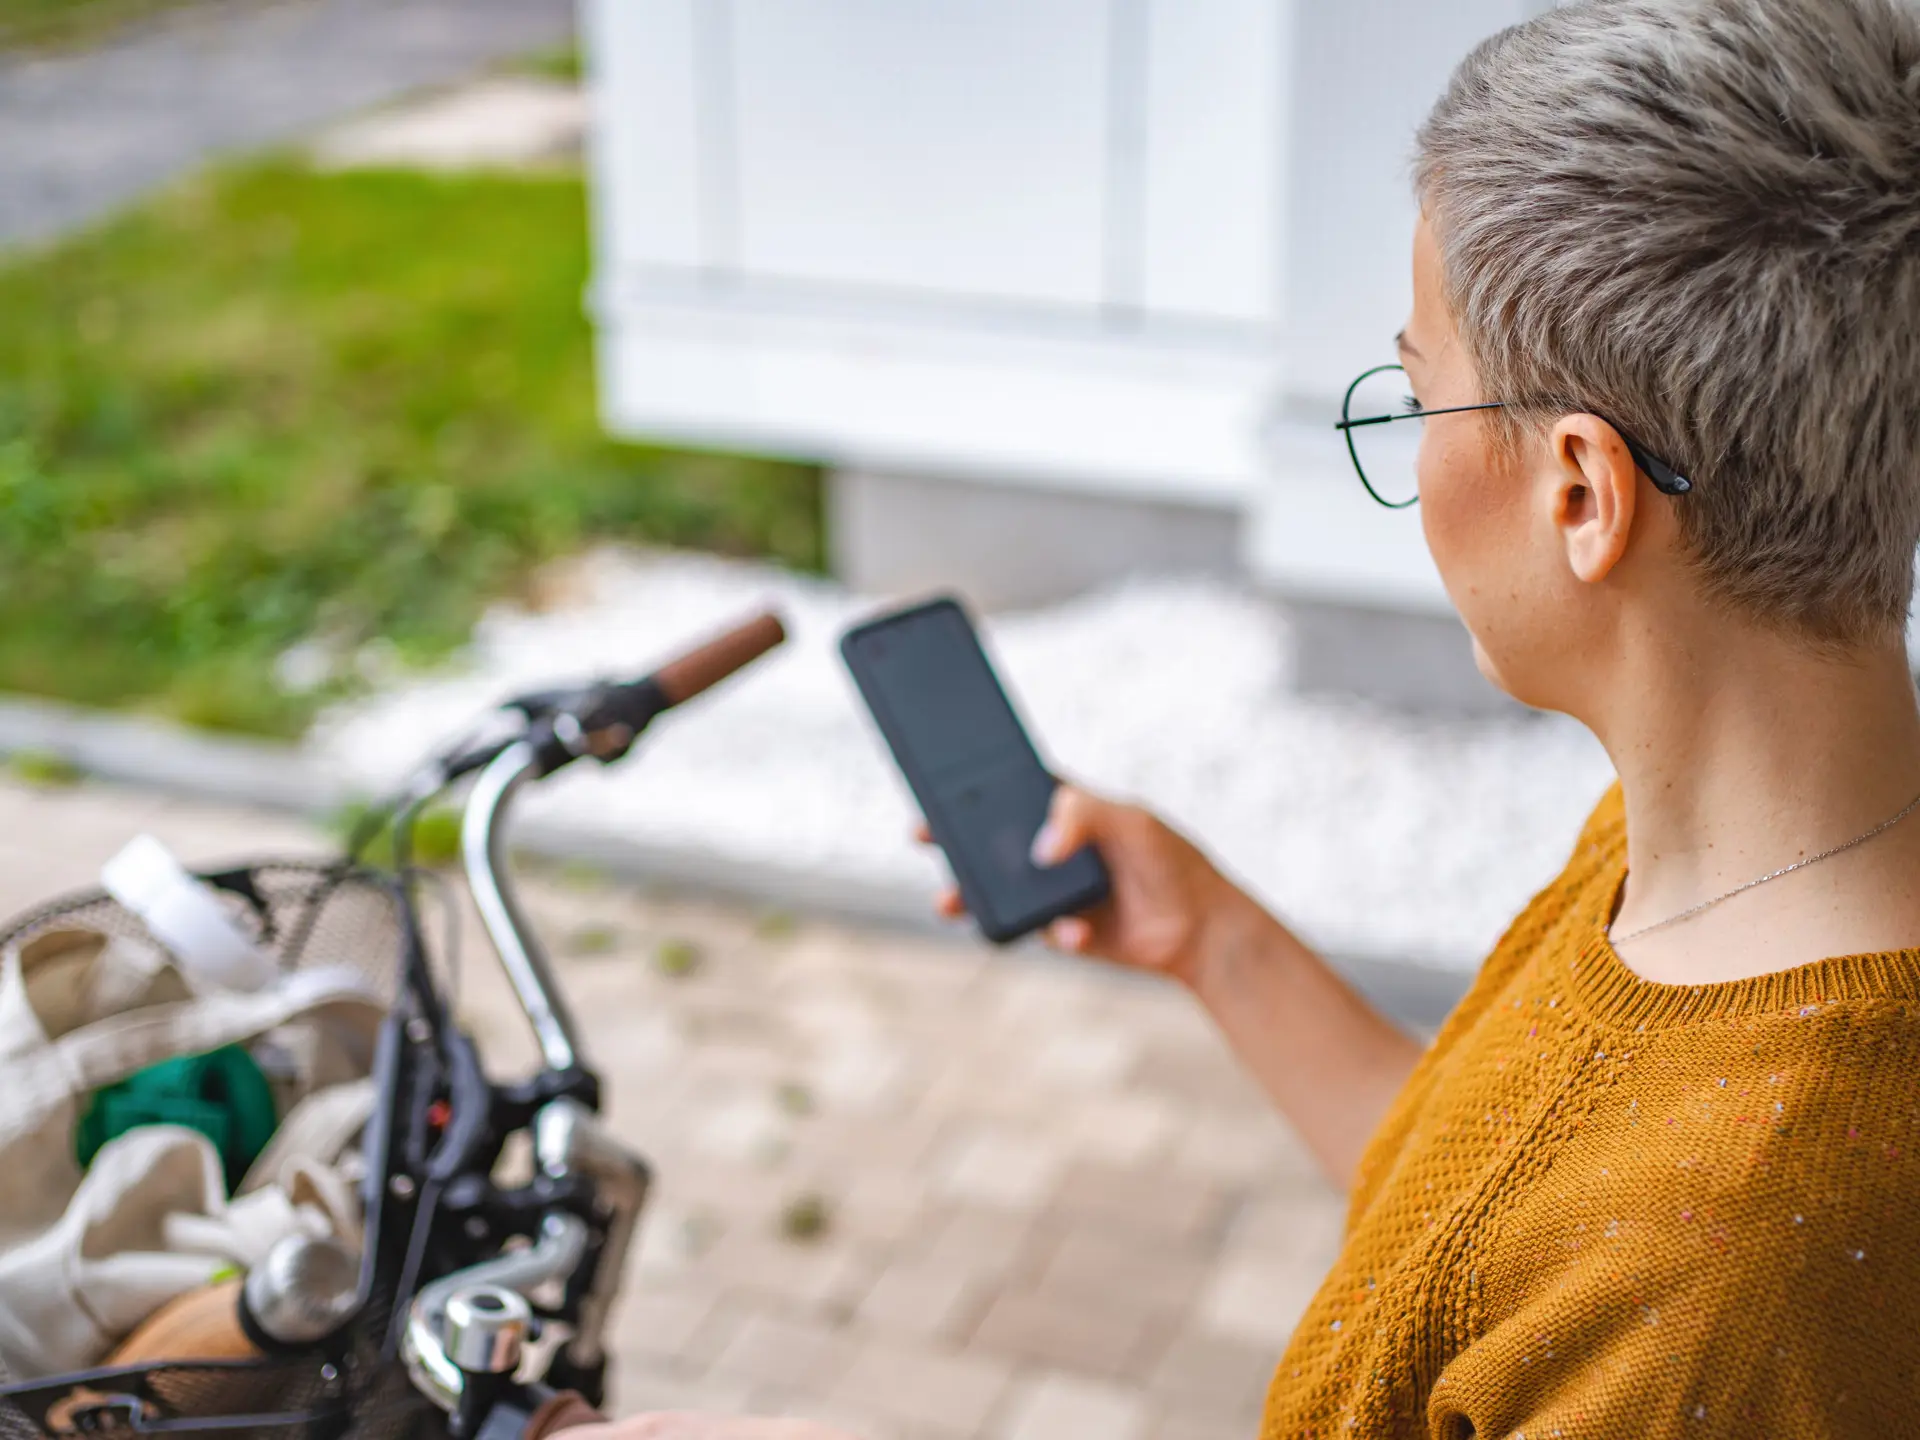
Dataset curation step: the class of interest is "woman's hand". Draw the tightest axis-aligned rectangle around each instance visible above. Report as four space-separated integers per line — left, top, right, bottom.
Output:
925 785 1260 988
564 1417 858 1440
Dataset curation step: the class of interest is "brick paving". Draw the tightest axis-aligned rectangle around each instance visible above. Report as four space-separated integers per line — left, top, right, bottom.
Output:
0 778 1349 1439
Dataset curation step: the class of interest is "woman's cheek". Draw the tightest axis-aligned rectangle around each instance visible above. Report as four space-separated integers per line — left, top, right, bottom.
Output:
1416 429 1487 608
1416 425 1529 675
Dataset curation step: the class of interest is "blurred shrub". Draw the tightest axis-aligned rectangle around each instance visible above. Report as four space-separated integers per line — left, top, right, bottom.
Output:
331 797 464 869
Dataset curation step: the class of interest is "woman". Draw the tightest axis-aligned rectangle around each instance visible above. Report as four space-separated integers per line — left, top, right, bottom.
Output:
594 0 1920 1433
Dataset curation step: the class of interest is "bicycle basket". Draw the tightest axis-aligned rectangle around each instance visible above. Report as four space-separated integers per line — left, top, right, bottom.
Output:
0 860 441 1440
0 860 412 1005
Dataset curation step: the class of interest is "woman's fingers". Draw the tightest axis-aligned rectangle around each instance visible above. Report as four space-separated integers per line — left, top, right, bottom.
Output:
908 816 966 920
1031 785 1099 866
1045 915 1094 953
916 823 963 917
1034 788 1109 956
920 791 1109 930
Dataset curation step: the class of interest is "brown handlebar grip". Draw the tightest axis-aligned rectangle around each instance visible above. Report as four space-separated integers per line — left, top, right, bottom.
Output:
522 1390 608 1439
651 611 786 707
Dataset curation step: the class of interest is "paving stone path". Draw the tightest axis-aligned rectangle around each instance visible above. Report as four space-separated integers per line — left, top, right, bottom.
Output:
0 0 575 250
0 778 1349 1440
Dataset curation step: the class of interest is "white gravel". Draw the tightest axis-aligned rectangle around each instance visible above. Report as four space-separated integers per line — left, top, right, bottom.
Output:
309 548 1615 973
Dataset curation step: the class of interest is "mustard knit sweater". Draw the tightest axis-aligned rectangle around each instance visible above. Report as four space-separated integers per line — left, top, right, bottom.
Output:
1260 786 1920 1438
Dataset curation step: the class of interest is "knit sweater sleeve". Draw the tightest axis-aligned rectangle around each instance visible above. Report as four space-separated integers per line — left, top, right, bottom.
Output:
1428 999 1920 1438
1345 783 1625 1232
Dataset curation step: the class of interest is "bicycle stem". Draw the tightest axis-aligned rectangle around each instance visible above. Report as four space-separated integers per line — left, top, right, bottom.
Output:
461 741 586 1074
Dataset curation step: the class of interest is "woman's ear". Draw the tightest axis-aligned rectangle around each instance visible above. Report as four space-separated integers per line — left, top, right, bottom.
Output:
1548 414 1639 584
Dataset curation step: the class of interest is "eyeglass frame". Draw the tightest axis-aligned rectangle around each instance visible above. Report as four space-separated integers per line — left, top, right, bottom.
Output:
1333 363 1694 510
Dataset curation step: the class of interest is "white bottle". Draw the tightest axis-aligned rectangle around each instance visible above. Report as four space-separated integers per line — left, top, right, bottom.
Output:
101 835 274 993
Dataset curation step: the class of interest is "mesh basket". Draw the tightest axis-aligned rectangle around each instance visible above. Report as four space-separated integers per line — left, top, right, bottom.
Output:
0 1346 436 1440
0 860 443 1440
0 860 412 1004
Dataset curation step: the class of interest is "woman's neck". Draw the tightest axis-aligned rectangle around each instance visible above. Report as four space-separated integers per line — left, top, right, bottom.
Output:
1584 627 1920 979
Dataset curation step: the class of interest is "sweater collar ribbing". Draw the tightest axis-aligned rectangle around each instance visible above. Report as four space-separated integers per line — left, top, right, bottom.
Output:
1565 853 1920 1032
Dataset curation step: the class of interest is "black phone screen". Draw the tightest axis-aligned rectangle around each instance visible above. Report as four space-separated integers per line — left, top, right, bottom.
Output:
842 598 1110 944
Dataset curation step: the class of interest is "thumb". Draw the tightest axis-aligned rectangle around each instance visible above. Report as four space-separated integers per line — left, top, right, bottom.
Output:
1031 784 1101 866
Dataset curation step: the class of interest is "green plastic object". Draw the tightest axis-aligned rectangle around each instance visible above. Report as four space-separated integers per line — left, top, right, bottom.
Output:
75 1044 278 1191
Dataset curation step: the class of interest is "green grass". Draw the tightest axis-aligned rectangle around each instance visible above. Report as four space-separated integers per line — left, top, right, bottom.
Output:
6 748 86 788
0 0 212 50
0 161 821 736
513 44 583 84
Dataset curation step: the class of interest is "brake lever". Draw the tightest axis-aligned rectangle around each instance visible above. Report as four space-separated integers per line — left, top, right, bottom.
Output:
567 678 671 764
500 686 594 722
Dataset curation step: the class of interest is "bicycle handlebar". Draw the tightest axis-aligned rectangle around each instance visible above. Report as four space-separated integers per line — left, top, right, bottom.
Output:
433 610 788 785
651 611 786 707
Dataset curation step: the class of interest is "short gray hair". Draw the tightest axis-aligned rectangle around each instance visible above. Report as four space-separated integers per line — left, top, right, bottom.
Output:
1416 0 1920 644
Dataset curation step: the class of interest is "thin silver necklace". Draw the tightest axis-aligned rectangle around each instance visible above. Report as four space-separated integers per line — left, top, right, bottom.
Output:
1610 788 1920 947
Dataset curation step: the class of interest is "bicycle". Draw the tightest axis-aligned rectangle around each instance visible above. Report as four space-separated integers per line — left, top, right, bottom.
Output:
0 612 790 1440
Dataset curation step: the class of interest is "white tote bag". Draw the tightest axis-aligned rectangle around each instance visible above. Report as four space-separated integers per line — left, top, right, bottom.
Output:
0 923 384 1377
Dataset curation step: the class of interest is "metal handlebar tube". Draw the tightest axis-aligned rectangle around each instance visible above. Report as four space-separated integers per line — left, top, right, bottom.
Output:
462 741 586 1074
401 1210 591 1413
534 1100 651 1371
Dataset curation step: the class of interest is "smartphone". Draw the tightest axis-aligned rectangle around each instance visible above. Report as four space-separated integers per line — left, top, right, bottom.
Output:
840 596 1111 945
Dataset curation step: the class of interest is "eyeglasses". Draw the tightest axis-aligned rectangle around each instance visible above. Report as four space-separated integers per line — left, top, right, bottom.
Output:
1334 363 1694 510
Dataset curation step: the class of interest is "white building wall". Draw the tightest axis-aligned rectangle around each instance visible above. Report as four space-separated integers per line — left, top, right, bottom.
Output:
583 0 1545 612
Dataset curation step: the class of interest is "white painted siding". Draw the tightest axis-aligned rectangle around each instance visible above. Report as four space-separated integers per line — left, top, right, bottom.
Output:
584 0 702 272
1139 0 1285 327
730 0 1112 310
586 0 1541 611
